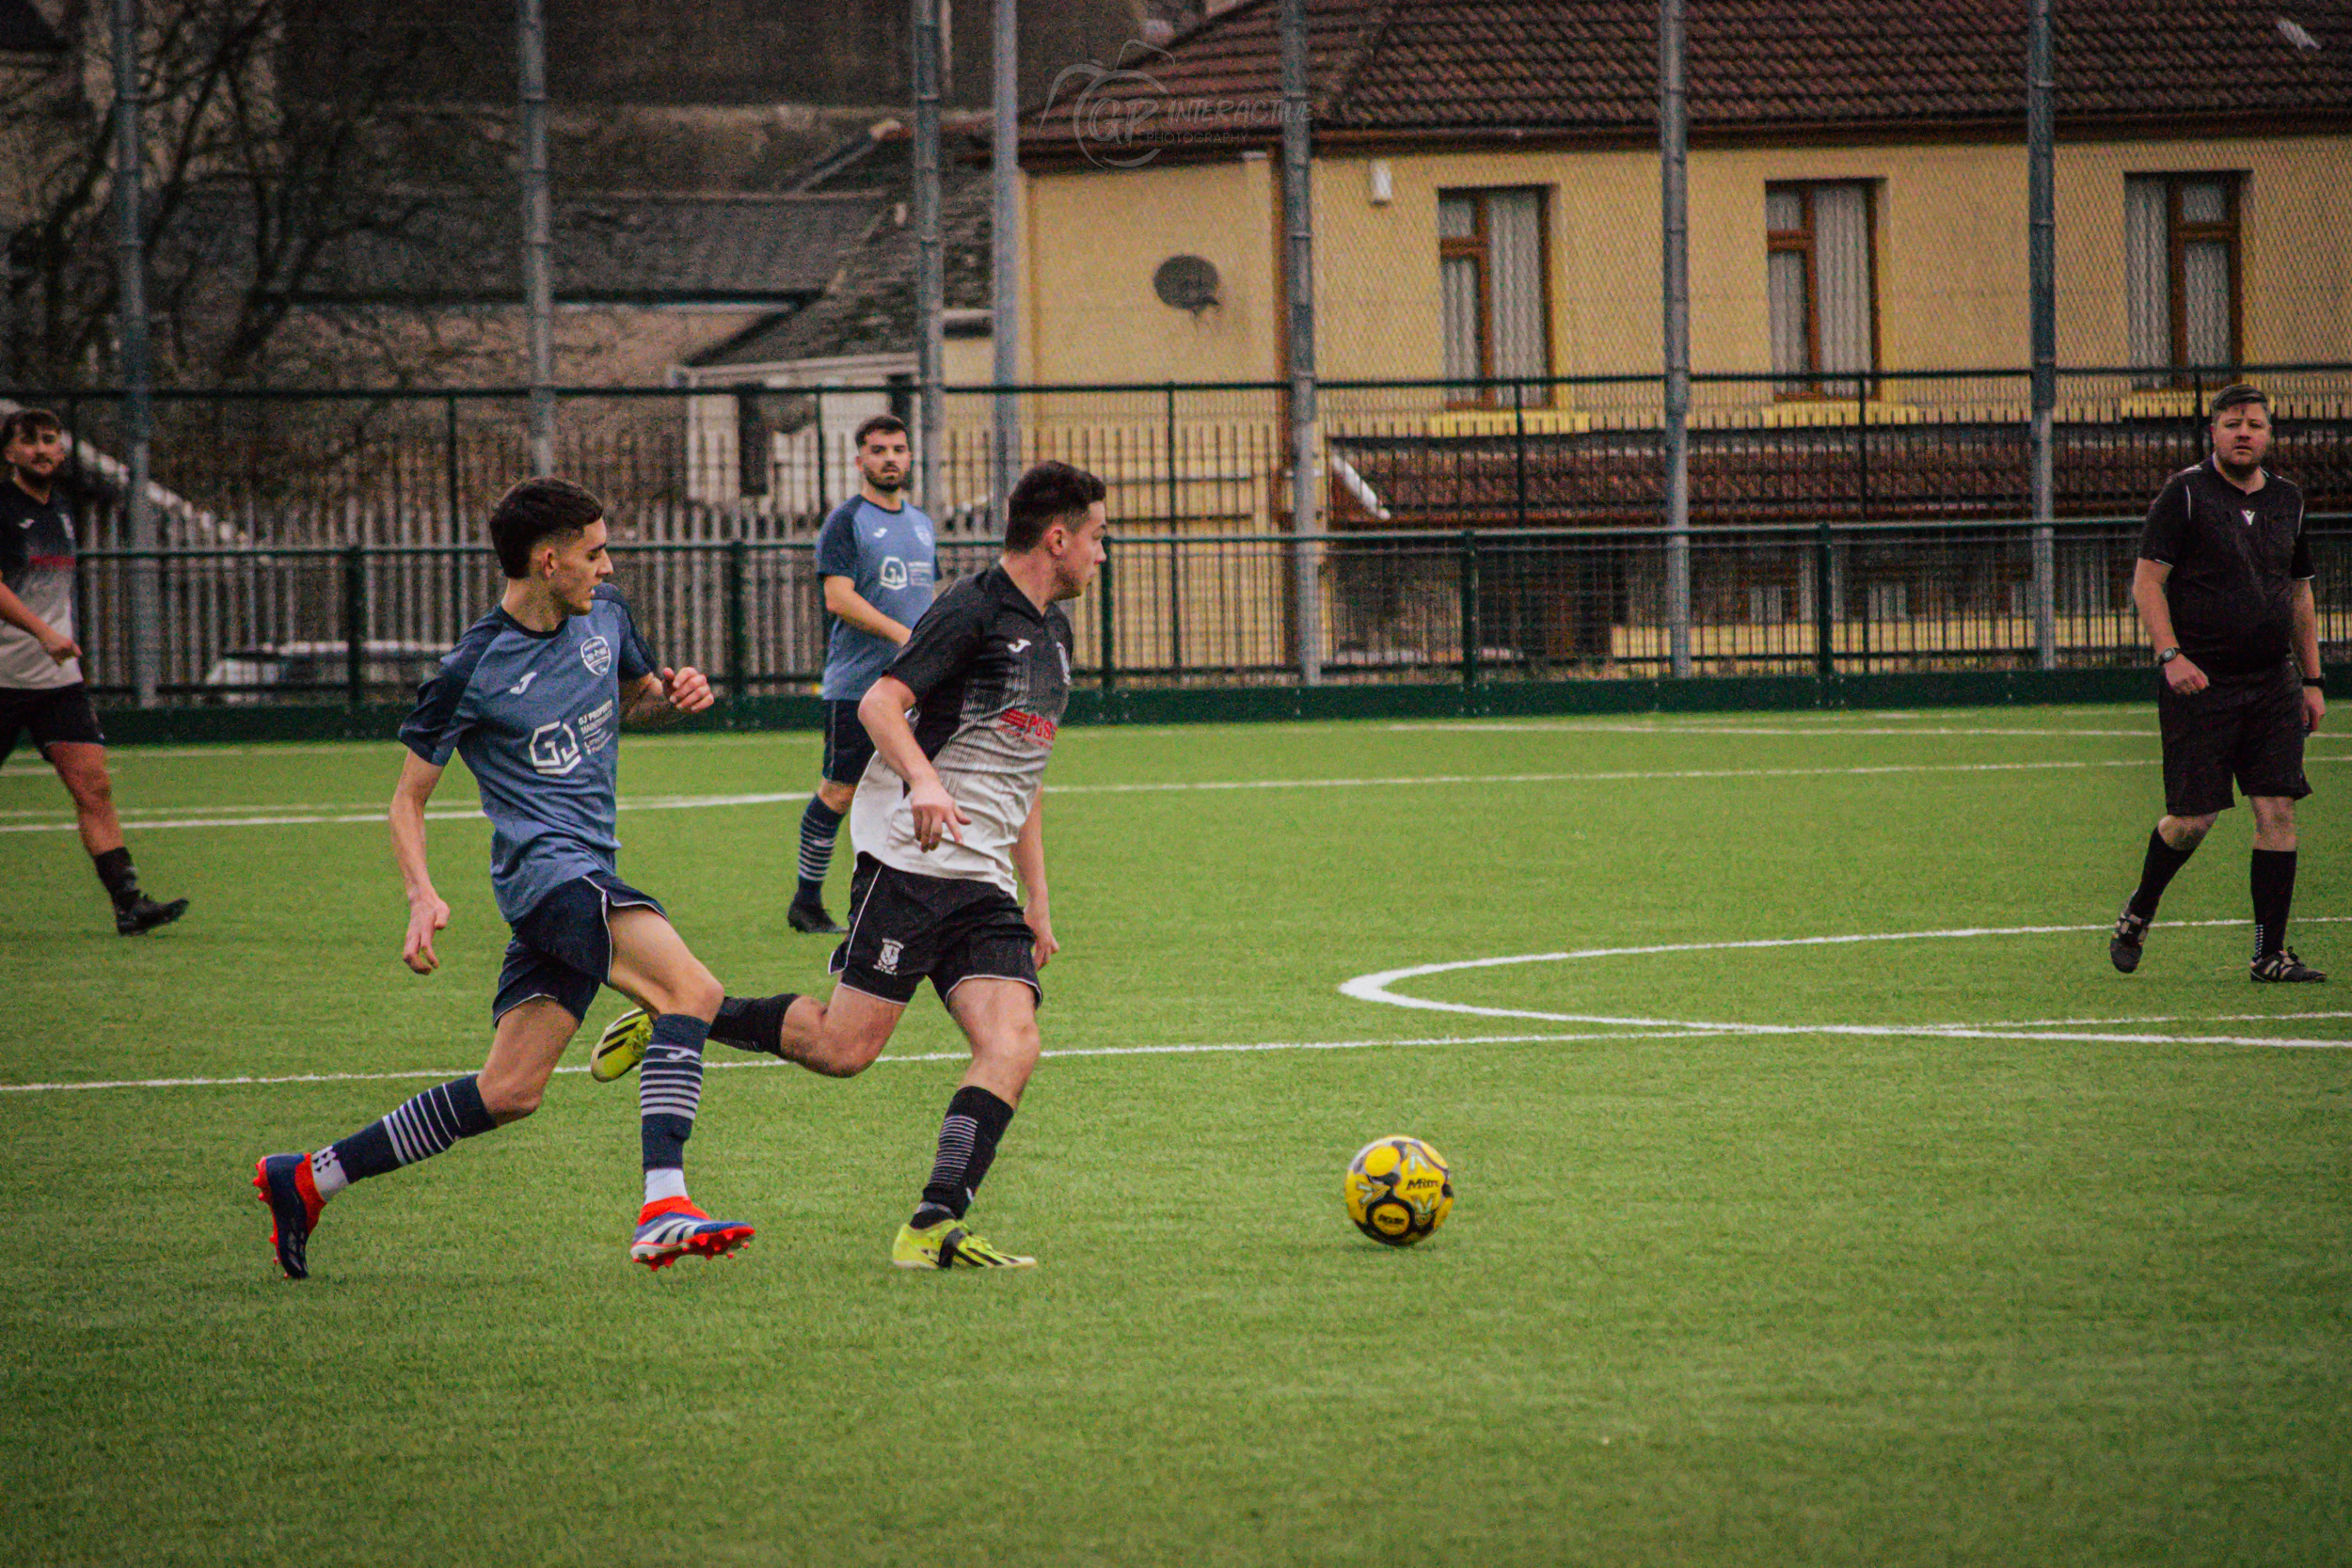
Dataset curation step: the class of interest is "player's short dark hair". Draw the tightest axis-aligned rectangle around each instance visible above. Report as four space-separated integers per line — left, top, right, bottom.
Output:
489 477 605 578
853 414 909 449
0 407 62 448
1005 461 1106 552
2211 384 2271 420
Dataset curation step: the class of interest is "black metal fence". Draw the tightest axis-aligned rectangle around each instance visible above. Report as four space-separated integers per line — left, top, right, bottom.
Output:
72 514 2352 704
11 367 2351 554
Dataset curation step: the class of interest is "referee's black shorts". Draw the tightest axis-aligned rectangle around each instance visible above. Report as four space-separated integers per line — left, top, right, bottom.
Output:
0 682 106 768
2156 661 2311 817
830 852 1042 1008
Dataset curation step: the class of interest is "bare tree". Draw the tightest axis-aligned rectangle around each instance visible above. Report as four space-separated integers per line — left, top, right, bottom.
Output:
2 0 444 387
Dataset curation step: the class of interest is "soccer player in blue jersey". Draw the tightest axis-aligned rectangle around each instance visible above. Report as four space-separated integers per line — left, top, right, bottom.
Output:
788 414 938 934
250 478 753 1280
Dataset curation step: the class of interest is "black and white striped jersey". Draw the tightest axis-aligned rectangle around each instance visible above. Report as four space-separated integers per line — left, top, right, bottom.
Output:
850 563 1074 895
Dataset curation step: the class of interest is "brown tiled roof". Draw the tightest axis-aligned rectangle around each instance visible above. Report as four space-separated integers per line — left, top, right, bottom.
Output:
1022 0 2352 161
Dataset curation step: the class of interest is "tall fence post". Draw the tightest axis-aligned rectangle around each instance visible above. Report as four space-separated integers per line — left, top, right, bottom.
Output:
1512 378 1529 528
812 386 829 517
1097 538 1116 698
1660 0 1692 680
725 537 748 705
443 394 461 531
342 543 367 706
2027 0 2058 671
1165 381 1182 675
1458 528 1481 692
1813 520 1836 678
113 0 159 706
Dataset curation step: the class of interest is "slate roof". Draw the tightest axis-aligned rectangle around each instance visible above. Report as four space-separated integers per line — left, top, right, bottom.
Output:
690 132 993 370
282 192 889 307
1022 0 2352 162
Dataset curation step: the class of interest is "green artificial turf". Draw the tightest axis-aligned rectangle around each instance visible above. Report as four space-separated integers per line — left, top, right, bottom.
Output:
1 707 2346 1565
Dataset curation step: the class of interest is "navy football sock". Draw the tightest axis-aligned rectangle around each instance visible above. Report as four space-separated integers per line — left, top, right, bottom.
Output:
796 798 844 903
639 1013 709 1171
324 1074 497 1186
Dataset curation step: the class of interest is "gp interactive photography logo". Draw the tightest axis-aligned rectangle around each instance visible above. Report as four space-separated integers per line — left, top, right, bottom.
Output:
1040 41 1300 168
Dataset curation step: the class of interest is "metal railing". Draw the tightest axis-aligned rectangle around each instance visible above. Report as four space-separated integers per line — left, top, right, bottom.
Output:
11 365 2350 553
72 514 2351 705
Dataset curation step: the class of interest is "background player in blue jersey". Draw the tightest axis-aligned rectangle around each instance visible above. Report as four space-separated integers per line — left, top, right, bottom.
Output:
250 478 753 1279
788 413 937 934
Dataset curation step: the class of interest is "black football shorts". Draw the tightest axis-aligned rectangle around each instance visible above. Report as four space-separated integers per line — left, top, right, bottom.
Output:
831 852 1041 1007
0 682 105 768
2155 662 2312 817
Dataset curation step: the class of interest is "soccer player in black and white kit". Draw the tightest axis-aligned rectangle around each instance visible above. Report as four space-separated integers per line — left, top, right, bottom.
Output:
593 462 1107 1269
2109 385 2327 982
0 408 186 935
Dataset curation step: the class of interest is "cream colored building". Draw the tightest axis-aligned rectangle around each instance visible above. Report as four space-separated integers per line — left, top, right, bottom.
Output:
1016 0 2352 412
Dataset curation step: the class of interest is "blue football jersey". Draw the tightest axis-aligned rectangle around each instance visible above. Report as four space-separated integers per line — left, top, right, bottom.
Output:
814 496 937 701
398 585 655 923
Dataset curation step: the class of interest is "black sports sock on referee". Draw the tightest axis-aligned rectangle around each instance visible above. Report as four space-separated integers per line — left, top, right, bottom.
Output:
90 846 140 910
917 1085 1015 1221
2250 848 2296 960
2129 828 2197 919
709 993 797 1056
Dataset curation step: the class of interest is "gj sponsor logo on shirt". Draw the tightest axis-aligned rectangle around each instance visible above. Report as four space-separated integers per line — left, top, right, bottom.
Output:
879 557 908 591
579 634 612 675
528 720 584 776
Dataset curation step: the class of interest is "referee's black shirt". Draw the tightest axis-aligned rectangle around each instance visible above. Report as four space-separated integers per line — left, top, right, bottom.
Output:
2138 456 2313 677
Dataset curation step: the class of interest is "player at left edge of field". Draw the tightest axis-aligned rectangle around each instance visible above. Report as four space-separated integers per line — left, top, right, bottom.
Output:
250 476 754 1280
0 407 187 935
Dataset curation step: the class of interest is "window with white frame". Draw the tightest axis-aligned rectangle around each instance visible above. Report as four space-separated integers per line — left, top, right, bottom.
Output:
1438 187 1550 405
2126 173 2241 383
1765 182 1877 397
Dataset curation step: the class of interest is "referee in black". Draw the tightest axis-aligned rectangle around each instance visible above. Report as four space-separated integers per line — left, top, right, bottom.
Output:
2110 384 2325 982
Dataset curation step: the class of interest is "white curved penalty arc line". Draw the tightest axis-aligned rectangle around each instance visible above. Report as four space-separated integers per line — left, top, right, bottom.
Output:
1340 918 2352 1050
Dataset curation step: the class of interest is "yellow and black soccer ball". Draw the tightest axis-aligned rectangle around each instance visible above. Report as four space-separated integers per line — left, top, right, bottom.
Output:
1343 1135 1454 1247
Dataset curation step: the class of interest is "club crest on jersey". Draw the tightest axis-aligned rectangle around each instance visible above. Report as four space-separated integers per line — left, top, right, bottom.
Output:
2242 509 2258 528
527 720 584 776
876 938 904 974
579 634 612 675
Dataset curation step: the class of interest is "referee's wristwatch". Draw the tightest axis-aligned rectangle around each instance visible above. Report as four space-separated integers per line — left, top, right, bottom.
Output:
2156 646 2183 666
2304 675 2328 690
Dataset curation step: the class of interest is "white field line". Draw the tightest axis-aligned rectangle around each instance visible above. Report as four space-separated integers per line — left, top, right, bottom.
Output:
1391 721 2352 743
1341 918 2352 1048
0 758 2193 834
0 1028 1740 1096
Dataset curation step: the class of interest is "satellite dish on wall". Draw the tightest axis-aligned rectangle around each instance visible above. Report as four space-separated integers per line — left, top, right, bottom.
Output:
1152 255 1221 315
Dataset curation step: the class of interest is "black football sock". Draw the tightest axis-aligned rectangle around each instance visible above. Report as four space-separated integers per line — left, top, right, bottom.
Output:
2250 848 2296 960
709 993 797 1056
2129 828 2197 919
795 798 843 903
916 1085 1016 1223
91 846 140 910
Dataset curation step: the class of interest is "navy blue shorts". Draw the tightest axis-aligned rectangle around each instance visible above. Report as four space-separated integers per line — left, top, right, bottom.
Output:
820 697 874 786
492 871 665 1023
